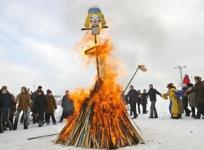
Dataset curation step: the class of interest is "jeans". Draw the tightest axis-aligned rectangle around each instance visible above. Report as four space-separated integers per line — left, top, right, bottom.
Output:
14 110 29 129
150 101 158 117
2 108 13 130
0 109 4 133
130 103 138 118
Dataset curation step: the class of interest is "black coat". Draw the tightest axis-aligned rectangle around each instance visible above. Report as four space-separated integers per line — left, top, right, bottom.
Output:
126 89 139 104
33 95 46 113
0 92 13 111
61 95 74 115
141 92 148 104
147 88 161 102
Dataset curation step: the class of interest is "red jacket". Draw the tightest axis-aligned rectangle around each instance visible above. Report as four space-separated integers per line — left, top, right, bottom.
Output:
183 75 190 85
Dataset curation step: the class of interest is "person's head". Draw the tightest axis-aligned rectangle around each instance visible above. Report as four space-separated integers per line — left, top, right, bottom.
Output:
143 89 146 93
37 86 42 90
37 90 43 96
21 87 27 94
187 83 193 88
47 89 52 96
130 85 134 90
1 86 7 94
194 76 202 84
149 84 153 89
138 90 141 93
65 90 70 96
167 83 175 89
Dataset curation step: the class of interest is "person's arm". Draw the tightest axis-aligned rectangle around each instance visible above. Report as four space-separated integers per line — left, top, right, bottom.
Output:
61 96 65 108
126 91 130 103
27 95 31 108
16 94 20 104
53 96 57 109
186 86 196 94
155 89 162 96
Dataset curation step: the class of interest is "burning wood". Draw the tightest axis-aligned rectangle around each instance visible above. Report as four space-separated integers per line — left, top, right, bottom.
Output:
55 7 144 149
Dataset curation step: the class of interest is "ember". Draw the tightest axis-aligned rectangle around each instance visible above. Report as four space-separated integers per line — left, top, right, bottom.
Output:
55 7 143 149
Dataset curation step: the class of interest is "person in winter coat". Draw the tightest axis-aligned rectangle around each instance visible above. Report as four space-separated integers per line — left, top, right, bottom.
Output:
45 90 57 125
183 74 190 85
137 90 142 114
147 84 162 118
59 90 74 122
14 87 31 130
8 94 16 128
126 85 139 119
182 85 191 116
163 83 183 119
0 89 3 133
33 90 46 127
187 83 197 118
0 86 13 132
141 89 148 114
187 76 204 119
30 86 44 124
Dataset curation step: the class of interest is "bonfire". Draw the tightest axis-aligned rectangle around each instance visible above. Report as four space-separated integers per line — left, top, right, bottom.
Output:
55 7 144 150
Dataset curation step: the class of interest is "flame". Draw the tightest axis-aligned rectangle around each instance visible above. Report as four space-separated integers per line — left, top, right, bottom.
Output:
56 31 142 149
71 32 125 114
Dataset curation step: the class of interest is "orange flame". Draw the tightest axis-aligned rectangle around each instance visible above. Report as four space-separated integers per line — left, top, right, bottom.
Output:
56 31 142 149
70 32 126 114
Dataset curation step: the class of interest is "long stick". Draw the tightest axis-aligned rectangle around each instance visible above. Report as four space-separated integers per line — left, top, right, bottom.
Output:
122 66 139 95
95 35 100 80
27 133 58 140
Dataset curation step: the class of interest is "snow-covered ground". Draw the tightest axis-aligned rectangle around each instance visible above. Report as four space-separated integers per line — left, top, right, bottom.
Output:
0 99 204 150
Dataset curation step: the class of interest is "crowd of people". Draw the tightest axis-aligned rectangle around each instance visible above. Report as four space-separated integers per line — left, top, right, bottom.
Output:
125 75 204 120
0 74 203 134
0 86 74 134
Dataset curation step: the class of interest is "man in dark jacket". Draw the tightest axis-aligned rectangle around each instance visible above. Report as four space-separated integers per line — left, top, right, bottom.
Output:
0 89 3 133
147 84 162 118
141 89 148 114
59 90 74 122
138 90 143 114
182 85 191 116
188 76 204 119
0 86 13 132
33 90 46 127
126 85 139 119
31 86 44 124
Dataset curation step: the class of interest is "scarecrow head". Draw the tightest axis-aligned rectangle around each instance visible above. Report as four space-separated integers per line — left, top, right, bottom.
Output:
84 7 106 28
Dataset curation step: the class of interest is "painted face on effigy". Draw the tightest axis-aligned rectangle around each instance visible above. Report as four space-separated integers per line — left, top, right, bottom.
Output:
90 14 101 27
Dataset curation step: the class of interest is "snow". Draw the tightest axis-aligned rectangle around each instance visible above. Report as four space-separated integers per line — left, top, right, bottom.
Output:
0 99 204 150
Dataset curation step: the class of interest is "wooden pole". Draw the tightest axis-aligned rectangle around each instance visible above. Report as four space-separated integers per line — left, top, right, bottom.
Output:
95 35 100 80
122 66 140 95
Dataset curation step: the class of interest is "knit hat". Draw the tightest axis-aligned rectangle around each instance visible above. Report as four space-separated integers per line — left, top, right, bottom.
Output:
47 89 52 94
1 86 7 90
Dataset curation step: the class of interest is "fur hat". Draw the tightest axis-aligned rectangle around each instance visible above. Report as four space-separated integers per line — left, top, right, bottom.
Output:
194 76 202 81
167 83 175 89
1 86 7 90
47 89 52 94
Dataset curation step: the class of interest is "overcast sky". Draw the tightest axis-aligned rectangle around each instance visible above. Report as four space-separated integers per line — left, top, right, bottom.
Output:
0 0 204 95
